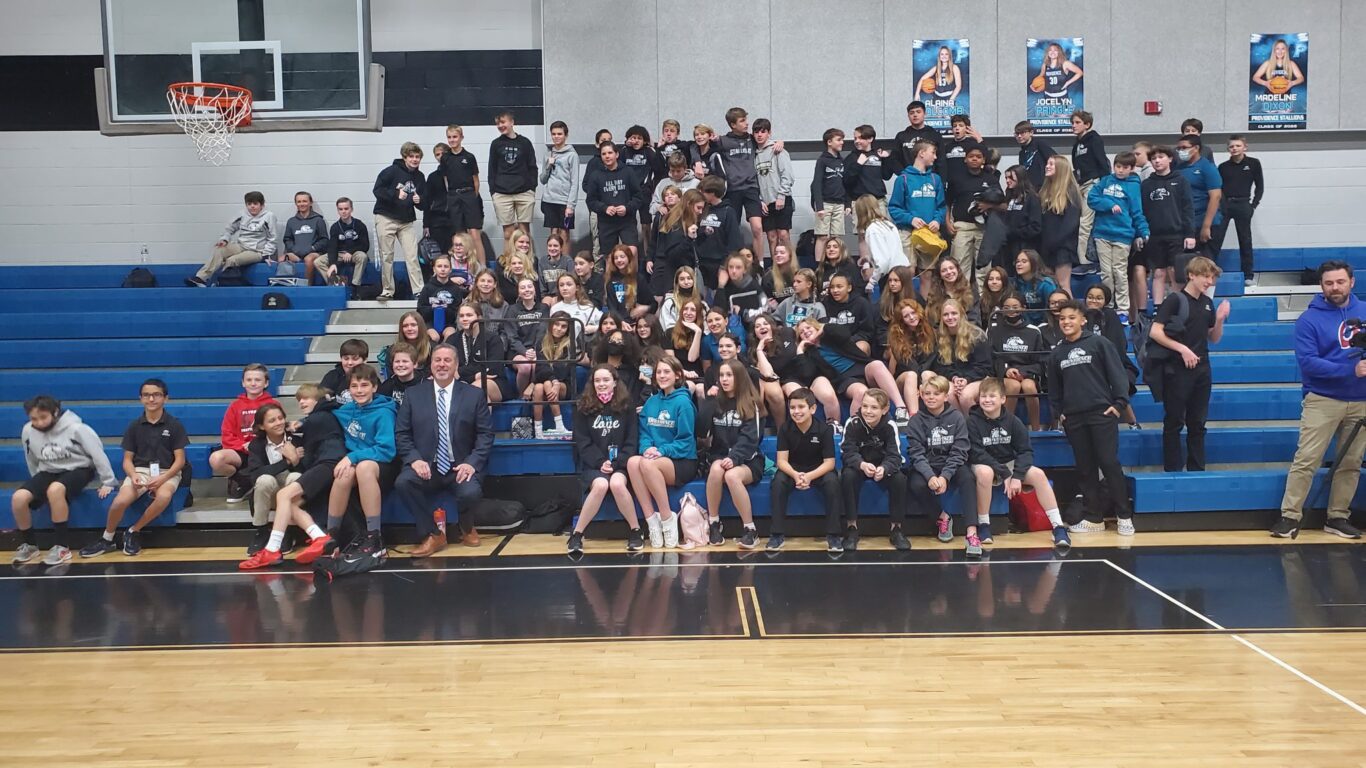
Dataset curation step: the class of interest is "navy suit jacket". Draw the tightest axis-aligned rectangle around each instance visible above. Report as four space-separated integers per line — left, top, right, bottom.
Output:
395 379 494 474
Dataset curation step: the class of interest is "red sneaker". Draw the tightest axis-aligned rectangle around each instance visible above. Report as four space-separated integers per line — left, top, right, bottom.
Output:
294 534 333 565
239 548 283 570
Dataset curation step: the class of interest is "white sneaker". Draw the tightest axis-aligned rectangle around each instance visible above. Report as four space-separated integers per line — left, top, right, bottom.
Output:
1116 518 1135 536
661 512 680 548
11 543 39 564
646 515 664 548
534 423 545 440
42 546 72 566
1068 520 1106 534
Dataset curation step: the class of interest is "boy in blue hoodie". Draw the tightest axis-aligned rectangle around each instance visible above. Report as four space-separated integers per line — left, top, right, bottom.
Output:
327 364 398 558
888 139 947 272
1087 151 1149 325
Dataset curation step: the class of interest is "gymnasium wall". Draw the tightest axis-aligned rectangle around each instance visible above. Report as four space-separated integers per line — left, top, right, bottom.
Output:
0 0 1362 266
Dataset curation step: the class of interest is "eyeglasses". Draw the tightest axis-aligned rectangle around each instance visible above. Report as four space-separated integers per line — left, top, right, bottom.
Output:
140 392 166 399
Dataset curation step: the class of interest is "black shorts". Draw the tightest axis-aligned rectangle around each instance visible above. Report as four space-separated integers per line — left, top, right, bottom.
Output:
597 220 641 252
663 457 699 485
578 467 627 495
20 468 96 507
762 196 795 231
541 201 569 229
725 187 763 220
448 191 485 231
1140 235 1184 270
293 461 338 501
1040 244 1077 270
833 366 869 397
705 454 765 485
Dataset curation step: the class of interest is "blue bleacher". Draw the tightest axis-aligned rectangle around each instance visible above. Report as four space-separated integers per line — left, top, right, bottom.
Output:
0 445 212 483
0 337 310 369
0 488 191 529
0 403 231 440
0 311 327 340
1218 246 1366 274
0 286 346 313
0 368 282 402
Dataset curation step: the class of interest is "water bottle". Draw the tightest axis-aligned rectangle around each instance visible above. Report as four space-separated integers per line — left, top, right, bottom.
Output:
434 507 447 535
608 445 618 462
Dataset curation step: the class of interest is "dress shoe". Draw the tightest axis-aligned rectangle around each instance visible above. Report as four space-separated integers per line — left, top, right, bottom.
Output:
462 528 481 547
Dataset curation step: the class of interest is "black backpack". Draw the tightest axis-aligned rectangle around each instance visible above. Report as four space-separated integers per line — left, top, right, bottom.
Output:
520 497 575 534
122 267 157 288
470 498 528 531
313 542 387 581
261 291 292 310
217 266 249 287
796 229 818 269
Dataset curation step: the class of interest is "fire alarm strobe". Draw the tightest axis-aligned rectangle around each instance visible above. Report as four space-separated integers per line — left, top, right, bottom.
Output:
1144 101 1163 116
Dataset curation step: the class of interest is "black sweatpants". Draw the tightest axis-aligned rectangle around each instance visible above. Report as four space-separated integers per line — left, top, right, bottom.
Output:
1161 363 1212 471
907 465 978 528
840 466 908 525
1211 198 1255 278
770 471 842 536
1063 408 1131 521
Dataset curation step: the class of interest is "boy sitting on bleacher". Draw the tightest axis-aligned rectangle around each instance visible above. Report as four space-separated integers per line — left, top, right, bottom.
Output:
79 378 188 559
209 364 279 504
320 339 369 406
839 388 910 552
186 191 278 287
906 373 980 556
10 396 118 566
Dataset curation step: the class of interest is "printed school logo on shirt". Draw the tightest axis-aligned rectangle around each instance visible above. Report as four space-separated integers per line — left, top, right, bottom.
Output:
1002 335 1031 353
401 181 417 196
345 419 369 442
296 224 315 235
338 227 360 242
1060 347 1093 369
714 410 743 428
928 426 953 447
982 426 1012 447
647 410 675 430
830 310 856 325
428 289 455 308
499 145 521 166
911 182 938 199
701 212 721 235
824 163 845 179
1007 198 1025 211
1148 186 1172 202
624 154 648 167
1101 182 1127 199
946 145 966 159
786 306 811 326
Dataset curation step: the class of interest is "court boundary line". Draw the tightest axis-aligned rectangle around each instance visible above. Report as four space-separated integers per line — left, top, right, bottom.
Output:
1102 558 1366 718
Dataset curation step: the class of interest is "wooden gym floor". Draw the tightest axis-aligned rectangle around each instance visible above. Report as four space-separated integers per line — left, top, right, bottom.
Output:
0 531 1362 767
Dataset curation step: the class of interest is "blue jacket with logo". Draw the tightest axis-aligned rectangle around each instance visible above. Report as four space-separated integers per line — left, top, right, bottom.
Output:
1295 294 1366 401
1087 173 1149 243
638 387 697 459
334 395 398 464
888 165 946 230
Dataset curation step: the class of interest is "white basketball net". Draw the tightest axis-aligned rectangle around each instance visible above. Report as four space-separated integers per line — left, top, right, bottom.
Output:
166 84 252 167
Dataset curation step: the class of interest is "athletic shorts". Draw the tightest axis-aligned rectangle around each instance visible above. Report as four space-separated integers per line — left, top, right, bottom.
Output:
725 187 763 220
293 460 339 501
597 219 641 252
578 467 627 495
663 457 699 486
540 201 569 230
1140 235 1184 270
762 196 795 232
706 454 765 485
815 202 847 236
833 367 869 398
448 191 485 231
20 467 96 507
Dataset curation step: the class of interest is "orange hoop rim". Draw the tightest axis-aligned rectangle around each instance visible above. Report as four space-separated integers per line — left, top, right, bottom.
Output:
167 82 253 126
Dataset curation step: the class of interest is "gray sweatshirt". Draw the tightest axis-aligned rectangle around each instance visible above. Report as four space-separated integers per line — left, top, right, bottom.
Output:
755 141 795 204
222 208 279 257
538 145 580 207
775 295 826 328
716 131 759 193
22 410 117 488
650 171 699 216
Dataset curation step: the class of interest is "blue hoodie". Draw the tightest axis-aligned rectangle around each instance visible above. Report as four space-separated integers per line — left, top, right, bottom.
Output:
638 387 697 459
1086 173 1149 243
888 165 946 231
334 395 398 463
1295 294 1366 401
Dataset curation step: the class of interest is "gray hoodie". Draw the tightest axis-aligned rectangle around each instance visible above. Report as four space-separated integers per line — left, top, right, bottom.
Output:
775 295 826 328
538 145 580 207
650 171 699 216
755 141 795 204
222 208 279 257
22 410 117 488
283 211 329 258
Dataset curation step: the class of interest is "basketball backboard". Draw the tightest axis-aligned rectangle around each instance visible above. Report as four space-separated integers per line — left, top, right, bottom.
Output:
98 0 382 132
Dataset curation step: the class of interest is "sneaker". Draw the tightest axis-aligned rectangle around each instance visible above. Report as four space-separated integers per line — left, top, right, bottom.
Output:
225 475 250 504
357 530 386 557
1244 276 1255 288
708 519 724 546
626 528 645 552
377 292 394 302
936 515 953 543
184 275 207 287
1117 518 1135 536
80 537 118 559
239 548 283 570
567 531 585 554
1324 518 1363 539
42 546 72 566
294 535 332 565
1068 519 1106 534
661 513 680 548
826 534 844 553
1116 311 1129 326
765 534 785 551
122 528 143 556
889 528 911 551
246 525 271 555
893 407 909 427
842 525 860 552
1128 421 1142 430
828 419 843 437
646 516 664 549
738 527 759 550
11 543 40 564
1052 526 1072 551
977 522 994 545
965 534 982 558
1269 516 1300 539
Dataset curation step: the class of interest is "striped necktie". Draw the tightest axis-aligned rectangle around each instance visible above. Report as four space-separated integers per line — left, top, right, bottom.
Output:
436 387 452 475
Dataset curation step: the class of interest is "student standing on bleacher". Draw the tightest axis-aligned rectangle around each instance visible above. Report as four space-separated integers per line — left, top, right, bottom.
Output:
1272 260 1366 539
10 396 117 566
372 142 427 302
186 191 277 287
79 379 187 559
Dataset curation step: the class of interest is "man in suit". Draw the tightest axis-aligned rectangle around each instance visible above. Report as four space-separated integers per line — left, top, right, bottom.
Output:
395 343 494 556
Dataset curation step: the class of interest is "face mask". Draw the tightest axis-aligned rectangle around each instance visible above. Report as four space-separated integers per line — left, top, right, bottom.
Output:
1003 311 1024 325
1177 149 1192 162
597 390 613 403
606 342 625 356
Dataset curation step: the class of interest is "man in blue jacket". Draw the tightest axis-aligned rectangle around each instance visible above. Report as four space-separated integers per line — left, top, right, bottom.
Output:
1273 260 1366 539
888 140 946 274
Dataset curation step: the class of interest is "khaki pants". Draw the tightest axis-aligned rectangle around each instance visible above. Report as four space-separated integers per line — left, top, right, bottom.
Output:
197 241 264 281
1095 239 1131 312
375 214 423 297
1077 180 1097 265
1280 393 1366 521
950 221 983 287
252 470 301 525
314 251 368 286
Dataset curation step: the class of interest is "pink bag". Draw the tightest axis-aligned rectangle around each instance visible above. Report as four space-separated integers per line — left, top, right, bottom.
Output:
677 492 711 549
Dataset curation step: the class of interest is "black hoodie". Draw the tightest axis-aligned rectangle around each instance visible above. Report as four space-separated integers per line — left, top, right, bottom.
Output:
820 294 876 346
573 403 638 473
1046 330 1130 416
455 328 509 384
584 162 646 222
620 144 657 198
892 124 942 174
1140 171 1195 238
696 200 742 267
930 336 992 382
488 133 538 195
987 317 1046 380
906 405 969 479
811 150 848 207
372 159 427 223
840 414 903 474
329 217 371 260
416 277 467 333
843 148 894 200
1071 130 1110 186
715 274 764 320
698 397 762 466
967 406 1034 481
298 398 347 471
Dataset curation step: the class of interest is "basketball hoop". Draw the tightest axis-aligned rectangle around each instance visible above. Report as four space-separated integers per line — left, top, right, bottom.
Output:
166 82 253 166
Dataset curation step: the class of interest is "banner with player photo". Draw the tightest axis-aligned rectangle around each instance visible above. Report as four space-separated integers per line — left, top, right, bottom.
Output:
1249 33 1308 131
1025 37 1085 135
912 39 970 134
